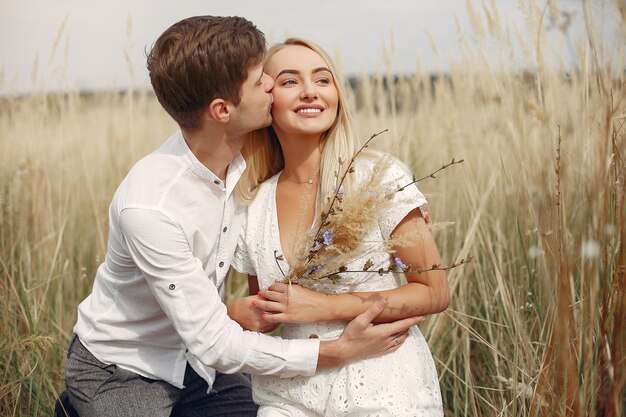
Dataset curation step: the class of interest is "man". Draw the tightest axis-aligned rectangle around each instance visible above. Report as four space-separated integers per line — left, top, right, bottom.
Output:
64 16 420 416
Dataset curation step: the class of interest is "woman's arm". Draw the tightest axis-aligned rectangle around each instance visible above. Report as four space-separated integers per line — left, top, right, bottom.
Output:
257 208 449 323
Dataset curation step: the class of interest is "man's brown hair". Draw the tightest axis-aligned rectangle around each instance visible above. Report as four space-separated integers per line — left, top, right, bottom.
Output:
147 16 266 130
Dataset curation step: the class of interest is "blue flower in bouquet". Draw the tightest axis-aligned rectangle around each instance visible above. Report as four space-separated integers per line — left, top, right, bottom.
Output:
322 229 334 245
307 264 323 273
394 257 409 271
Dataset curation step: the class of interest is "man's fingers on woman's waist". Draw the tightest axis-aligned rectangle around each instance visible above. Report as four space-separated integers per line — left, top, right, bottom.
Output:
353 300 387 327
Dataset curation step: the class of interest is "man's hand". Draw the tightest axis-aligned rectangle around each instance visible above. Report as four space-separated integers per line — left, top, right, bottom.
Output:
317 301 424 369
226 295 279 333
255 282 330 323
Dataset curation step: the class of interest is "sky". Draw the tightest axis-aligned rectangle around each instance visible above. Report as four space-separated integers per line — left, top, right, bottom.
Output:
0 0 622 95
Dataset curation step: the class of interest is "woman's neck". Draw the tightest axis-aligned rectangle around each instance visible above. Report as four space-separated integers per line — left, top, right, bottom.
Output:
279 133 323 183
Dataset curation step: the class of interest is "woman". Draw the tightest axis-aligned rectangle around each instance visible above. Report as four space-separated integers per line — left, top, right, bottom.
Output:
231 38 448 416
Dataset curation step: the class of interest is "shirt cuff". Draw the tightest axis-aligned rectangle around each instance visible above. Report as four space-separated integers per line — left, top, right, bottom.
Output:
283 339 320 377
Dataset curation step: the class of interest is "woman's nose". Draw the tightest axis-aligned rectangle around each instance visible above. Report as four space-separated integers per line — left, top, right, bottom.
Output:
300 81 318 99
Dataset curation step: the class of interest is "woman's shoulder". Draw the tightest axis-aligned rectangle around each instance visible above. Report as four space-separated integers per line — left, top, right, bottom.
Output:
353 150 413 182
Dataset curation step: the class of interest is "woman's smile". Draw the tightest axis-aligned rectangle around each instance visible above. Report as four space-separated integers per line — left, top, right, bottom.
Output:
294 104 325 116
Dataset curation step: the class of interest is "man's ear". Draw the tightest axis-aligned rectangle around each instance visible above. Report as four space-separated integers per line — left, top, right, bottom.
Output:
206 98 231 123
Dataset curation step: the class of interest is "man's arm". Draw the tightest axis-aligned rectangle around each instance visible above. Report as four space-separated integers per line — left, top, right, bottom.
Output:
121 208 418 376
228 295 423 368
120 207 318 377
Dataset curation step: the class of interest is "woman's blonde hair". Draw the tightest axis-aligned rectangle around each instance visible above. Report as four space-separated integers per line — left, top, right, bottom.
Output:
236 38 359 213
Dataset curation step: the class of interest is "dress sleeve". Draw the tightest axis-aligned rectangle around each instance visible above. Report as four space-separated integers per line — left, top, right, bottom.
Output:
378 159 428 240
119 207 318 377
231 208 256 275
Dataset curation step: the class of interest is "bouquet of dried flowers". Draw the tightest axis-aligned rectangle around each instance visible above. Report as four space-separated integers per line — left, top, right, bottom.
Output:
275 130 468 288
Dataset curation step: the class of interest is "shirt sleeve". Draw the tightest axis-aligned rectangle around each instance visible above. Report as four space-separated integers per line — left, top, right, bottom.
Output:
119 207 318 377
231 209 256 275
378 159 428 240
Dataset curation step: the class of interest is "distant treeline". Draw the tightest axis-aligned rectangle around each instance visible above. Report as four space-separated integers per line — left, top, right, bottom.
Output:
3 70 622 114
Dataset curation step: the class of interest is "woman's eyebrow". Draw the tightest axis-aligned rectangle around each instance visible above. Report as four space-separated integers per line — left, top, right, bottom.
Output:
276 67 332 78
312 67 331 74
276 69 299 77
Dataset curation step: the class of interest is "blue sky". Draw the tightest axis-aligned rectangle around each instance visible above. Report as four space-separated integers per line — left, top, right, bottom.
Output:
0 0 621 95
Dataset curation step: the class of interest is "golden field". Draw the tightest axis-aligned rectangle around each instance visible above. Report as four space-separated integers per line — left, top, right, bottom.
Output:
1 2 624 416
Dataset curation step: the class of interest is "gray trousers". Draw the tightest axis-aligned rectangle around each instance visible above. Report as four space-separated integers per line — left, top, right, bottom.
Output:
65 335 258 417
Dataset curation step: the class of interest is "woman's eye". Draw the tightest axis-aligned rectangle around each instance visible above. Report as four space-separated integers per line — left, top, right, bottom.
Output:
281 79 297 86
316 77 330 85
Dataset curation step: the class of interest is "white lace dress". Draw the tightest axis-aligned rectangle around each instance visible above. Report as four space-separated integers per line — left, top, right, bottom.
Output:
232 157 443 417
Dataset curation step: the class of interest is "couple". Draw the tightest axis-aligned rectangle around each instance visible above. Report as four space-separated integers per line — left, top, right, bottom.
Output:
63 15 448 417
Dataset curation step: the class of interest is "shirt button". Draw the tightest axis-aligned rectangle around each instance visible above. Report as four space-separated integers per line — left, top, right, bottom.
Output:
222 226 228 233
218 261 224 267
168 284 176 290
213 180 220 185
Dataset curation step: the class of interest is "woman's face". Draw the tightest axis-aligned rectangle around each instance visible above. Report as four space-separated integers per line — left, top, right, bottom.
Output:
264 44 339 141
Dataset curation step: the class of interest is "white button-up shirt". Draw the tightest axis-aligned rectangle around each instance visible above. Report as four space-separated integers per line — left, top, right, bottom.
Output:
74 131 319 388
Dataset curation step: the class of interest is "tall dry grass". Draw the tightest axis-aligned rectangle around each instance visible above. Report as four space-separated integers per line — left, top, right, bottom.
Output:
1 1 624 416
0 90 176 415
357 2 626 415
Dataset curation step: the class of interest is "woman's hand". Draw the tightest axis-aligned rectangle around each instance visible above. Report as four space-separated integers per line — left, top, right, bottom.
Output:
254 282 331 324
226 295 279 333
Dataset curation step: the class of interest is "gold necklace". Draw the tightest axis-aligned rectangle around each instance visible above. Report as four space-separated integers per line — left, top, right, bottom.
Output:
283 170 319 185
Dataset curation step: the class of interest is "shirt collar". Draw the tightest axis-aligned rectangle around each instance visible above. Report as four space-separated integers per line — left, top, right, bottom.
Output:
174 131 246 195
